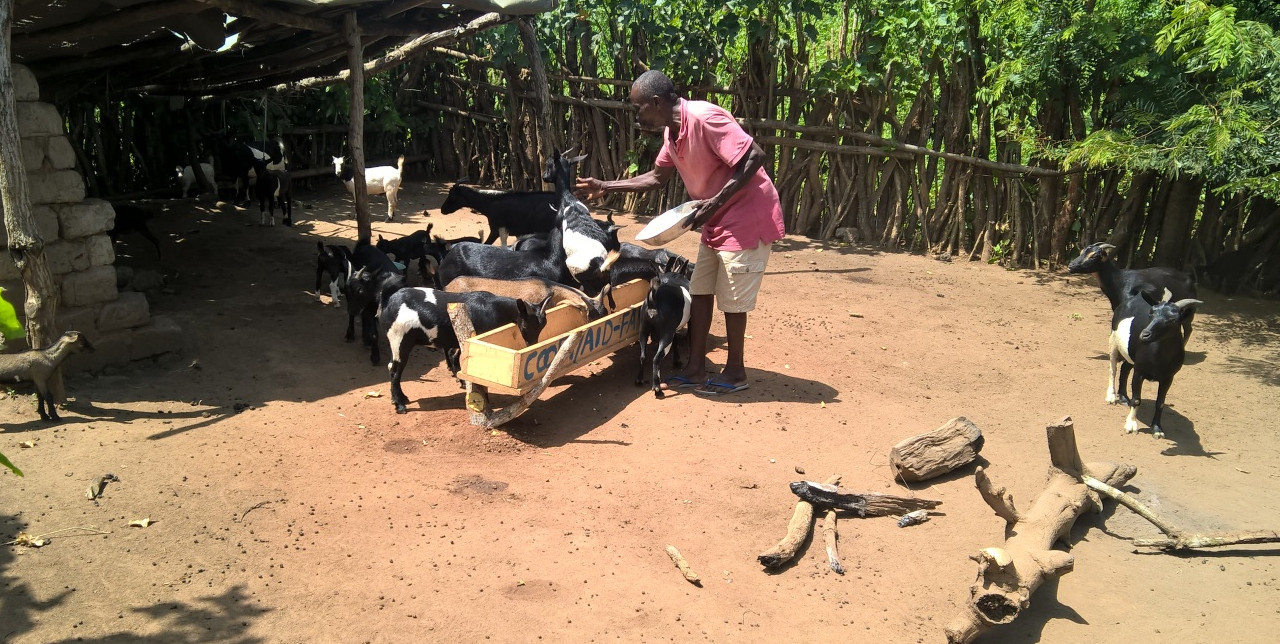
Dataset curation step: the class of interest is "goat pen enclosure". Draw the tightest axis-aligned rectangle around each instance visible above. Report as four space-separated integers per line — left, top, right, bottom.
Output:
24 1 1280 294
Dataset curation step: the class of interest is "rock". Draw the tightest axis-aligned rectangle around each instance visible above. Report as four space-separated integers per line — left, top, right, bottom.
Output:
115 265 135 288
16 102 63 136
45 136 78 170
129 316 183 360
56 199 114 238
128 270 165 293
28 170 86 205
97 292 150 332
61 265 119 307
12 64 39 101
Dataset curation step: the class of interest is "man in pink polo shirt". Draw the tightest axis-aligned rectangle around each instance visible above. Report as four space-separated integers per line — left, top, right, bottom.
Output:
576 70 785 396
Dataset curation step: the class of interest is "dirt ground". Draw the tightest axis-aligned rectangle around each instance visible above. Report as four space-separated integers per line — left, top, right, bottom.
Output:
3 177 1279 644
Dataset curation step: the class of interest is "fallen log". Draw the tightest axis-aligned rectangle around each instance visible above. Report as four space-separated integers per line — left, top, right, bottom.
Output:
890 417 984 482
665 545 701 585
789 481 941 517
944 417 1136 644
758 474 840 569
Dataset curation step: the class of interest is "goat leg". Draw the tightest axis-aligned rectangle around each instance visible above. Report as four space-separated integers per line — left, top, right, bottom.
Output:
635 321 649 387
1116 362 1133 405
1150 377 1172 439
1125 373 1145 435
652 338 670 399
388 353 411 415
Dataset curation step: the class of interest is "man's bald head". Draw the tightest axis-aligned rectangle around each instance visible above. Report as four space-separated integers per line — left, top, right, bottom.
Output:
632 70 677 104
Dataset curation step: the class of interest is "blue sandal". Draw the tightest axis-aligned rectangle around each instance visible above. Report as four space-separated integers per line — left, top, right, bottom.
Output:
694 380 750 396
664 375 702 389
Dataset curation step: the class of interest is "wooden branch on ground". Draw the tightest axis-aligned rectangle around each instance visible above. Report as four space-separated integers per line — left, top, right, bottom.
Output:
788 481 941 517
758 475 840 569
1083 475 1280 551
665 545 701 586
891 417 985 482
822 510 844 574
944 417 1137 644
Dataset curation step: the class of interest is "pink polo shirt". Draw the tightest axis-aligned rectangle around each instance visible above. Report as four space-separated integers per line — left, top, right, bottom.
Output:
654 99 785 251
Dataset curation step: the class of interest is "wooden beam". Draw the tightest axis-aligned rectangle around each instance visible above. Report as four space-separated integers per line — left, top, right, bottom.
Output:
418 100 498 123
273 12 511 93
196 0 337 34
754 135 916 160
343 11 371 244
517 16 557 157
12 0 202 52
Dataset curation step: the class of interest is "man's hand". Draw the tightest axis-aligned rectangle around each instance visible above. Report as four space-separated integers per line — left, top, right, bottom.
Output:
683 199 721 230
575 177 605 201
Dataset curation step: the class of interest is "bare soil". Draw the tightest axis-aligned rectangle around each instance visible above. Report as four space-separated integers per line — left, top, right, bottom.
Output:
3 179 1279 643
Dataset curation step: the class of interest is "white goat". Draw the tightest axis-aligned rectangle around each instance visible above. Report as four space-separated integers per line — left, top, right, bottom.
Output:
177 156 215 198
333 155 405 222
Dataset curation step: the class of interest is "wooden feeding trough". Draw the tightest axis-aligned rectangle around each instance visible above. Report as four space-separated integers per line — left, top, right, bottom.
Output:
448 278 650 428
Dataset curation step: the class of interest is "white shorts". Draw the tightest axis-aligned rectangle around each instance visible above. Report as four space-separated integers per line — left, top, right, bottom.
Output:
689 241 772 313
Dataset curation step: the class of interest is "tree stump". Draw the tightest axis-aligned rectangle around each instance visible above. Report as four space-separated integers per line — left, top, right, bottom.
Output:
890 417 984 482
943 417 1136 643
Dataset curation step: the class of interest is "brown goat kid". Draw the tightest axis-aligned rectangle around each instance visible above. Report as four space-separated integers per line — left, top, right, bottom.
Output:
0 330 94 422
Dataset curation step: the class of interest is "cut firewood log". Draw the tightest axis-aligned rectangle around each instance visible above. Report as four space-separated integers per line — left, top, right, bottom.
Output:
789 481 941 517
890 417 984 482
944 417 1136 644
822 510 844 574
757 474 840 569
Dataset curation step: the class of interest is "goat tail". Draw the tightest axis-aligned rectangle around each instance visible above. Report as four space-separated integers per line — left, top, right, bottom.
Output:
397 155 406 172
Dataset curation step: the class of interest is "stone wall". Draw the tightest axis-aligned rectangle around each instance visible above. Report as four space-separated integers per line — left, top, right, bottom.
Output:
0 64 182 372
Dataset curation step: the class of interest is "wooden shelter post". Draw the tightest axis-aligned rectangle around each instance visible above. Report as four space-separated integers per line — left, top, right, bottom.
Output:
343 10 371 243
0 0 63 397
517 17 557 164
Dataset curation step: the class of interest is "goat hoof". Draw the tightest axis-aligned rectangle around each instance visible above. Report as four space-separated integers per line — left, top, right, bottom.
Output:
1153 430 1165 440
653 389 665 399
1124 420 1140 434
1105 393 1118 404
395 405 408 414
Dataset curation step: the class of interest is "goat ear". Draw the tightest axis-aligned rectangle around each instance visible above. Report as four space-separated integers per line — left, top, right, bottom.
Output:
1161 287 1173 303
1139 286 1163 306
516 299 531 317
317 241 326 253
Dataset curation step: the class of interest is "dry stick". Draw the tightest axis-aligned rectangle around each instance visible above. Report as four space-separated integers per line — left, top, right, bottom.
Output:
944 417 1137 644
757 474 840 569
665 545 701 586
3 526 111 546
1083 475 1280 551
822 510 844 574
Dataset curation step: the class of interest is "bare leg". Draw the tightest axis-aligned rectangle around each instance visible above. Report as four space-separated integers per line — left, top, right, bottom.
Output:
674 294 714 381
719 312 748 385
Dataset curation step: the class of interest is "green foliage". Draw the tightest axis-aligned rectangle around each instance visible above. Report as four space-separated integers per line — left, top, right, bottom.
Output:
0 450 20 477
0 286 23 343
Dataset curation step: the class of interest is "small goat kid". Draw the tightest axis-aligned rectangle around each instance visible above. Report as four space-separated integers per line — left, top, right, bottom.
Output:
1106 287 1202 439
334 155 405 222
636 258 693 399
0 330 94 422
380 288 552 414
315 242 354 308
253 163 292 226
177 157 215 198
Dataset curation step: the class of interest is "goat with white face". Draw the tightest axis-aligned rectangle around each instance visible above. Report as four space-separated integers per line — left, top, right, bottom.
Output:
333 155 405 222
542 149 621 295
1107 287 1202 439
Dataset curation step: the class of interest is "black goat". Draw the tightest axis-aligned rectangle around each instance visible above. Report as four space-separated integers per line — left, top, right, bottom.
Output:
376 224 435 282
1068 241 1197 343
380 288 552 413
439 183 560 247
253 163 292 226
636 257 693 399
109 204 162 259
1107 287 1202 439
609 243 693 287
542 150 621 295
344 242 404 365
214 134 284 207
315 242 354 308
437 208 576 290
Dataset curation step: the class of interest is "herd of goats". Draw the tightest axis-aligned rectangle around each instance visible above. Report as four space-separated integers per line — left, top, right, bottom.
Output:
0 136 1209 431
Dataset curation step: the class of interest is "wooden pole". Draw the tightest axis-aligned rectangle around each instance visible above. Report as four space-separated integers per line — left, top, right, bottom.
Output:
0 1 63 398
516 16 557 161
342 11 371 244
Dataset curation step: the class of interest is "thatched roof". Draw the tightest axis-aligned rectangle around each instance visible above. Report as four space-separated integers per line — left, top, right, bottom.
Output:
13 0 555 99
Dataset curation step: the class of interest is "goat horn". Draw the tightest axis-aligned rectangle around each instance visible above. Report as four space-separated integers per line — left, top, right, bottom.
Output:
1173 298 1203 309
1098 243 1117 252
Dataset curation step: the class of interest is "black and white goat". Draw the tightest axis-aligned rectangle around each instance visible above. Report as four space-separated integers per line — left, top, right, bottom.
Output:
344 242 405 365
1069 241 1197 343
214 134 285 207
437 209 577 290
609 243 693 287
253 161 292 226
0 330 94 422
1106 287 1203 439
315 242 354 308
542 150 621 295
334 155 405 222
636 257 693 399
380 288 552 413
177 156 215 198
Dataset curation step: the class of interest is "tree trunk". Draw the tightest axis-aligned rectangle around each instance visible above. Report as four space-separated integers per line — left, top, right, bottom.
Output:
343 11 371 242
1 2 63 398
1153 176 1203 268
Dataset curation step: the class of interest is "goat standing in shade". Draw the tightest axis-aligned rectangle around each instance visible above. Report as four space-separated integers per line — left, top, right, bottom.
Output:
0 331 94 422
315 242 354 308
253 160 292 226
1069 241 1197 343
1107 287 1202 439
333 155 404 222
